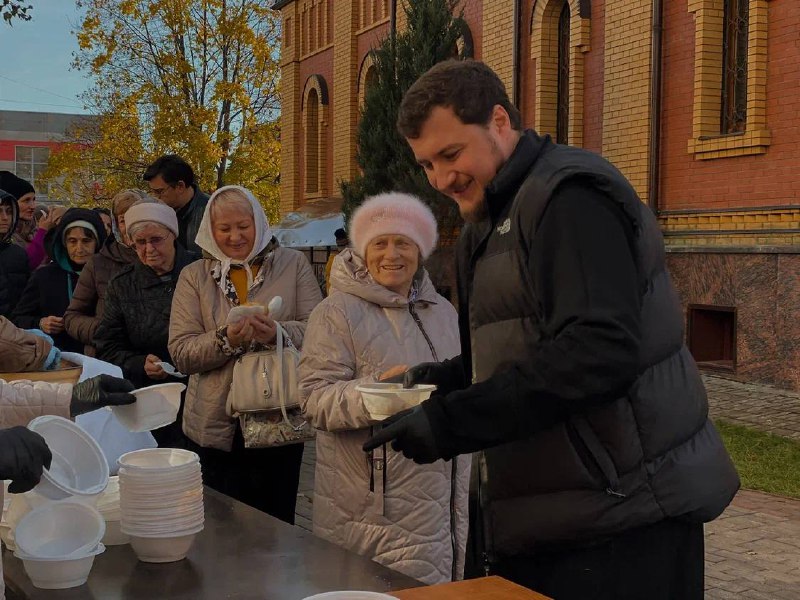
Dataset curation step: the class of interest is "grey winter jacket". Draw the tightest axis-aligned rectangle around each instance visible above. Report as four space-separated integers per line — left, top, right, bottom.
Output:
299 250 470 585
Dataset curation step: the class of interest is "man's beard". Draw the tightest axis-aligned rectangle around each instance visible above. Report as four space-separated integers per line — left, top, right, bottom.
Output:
459 196 488 223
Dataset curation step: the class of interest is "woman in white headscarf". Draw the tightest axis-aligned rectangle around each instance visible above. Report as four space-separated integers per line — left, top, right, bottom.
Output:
168 185 322 522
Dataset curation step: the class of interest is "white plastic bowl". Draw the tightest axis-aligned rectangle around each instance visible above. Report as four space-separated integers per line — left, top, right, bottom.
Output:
112 383 185 432
129 531 199 563
101 519 129 546
117 448 199 472
15 543 105 589
15 500 105 559
27 416 109 499
356 383 437 420
302 592 399 600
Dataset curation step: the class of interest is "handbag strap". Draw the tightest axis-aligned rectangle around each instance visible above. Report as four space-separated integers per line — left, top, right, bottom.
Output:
275 323 305 432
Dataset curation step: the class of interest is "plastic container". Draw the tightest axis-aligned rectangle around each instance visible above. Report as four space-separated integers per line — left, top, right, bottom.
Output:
15 543 105 589
112 383 185 432
101 519 129 546
14 500 105 559
27 416 109 500
356 383 437 420
129 531 199 563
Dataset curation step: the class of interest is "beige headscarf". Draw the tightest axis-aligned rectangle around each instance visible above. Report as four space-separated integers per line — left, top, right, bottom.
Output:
194 185 273 292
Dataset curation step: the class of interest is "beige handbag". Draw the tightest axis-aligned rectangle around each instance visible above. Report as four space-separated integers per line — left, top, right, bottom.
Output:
226 324 315 448
226 323 300 415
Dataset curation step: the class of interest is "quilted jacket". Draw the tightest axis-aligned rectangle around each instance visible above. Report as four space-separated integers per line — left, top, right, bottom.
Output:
299 250 470 585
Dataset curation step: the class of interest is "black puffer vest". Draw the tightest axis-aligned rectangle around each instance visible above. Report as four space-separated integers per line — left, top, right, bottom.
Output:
457 131 739 559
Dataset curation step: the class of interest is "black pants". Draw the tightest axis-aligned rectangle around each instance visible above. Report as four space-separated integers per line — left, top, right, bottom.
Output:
489 518 705 600
187 426 304 525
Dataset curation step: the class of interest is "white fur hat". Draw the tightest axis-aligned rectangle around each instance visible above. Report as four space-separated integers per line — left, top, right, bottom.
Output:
349 192 438 259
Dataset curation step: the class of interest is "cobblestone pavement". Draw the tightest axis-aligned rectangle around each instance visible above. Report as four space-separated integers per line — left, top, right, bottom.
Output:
296 374 800 598
704 374 800 441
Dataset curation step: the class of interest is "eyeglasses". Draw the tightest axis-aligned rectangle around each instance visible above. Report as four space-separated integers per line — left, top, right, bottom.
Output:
149 185 173 198
133 235 169 249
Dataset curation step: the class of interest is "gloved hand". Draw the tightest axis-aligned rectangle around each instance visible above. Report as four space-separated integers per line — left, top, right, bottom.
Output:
384 359 466 396
362 404 442 464
0 426 53 493
70 374 137 417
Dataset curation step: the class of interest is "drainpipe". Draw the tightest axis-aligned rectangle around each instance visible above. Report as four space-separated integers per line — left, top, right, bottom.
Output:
512 0 522 106
390 0 397 35
647 0 664 214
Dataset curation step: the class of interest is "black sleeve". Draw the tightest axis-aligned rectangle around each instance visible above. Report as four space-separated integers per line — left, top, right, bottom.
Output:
425 181 643 457
10 271 44 330
94 279 147 383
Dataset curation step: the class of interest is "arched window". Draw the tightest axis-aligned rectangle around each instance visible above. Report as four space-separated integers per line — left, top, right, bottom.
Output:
358 53 378 107
556 3 570 144
302 74 329 198
721 0 748 134
305 89 320 194
531 0 590 146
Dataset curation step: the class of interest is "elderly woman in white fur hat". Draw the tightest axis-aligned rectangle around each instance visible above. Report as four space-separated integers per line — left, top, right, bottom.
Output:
94 199 199 448
298 192 470 585
168 185 322 523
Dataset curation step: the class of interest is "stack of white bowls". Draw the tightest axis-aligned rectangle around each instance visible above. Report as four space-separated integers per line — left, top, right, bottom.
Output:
118 448 204 563
96 476 128 546
13 500 106 589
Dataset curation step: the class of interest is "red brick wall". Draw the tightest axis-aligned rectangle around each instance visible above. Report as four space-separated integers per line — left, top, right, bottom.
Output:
659 0 800 211
582 0 604 154
0 140 54 162
298 47 334 201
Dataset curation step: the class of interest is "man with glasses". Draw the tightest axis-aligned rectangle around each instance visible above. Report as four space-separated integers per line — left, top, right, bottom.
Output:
143 155 209 253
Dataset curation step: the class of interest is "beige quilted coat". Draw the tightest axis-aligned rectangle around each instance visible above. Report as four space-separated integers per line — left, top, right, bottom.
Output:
168 247 322 451
1 316 72 600
299 250 470 585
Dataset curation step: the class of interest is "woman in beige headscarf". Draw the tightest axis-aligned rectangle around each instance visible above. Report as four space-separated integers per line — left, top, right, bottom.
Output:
168 185 322 522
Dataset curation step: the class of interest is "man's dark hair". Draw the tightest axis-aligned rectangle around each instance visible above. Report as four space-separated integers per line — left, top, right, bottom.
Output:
143 154 196 188
334 228 347 241
397 59 522 139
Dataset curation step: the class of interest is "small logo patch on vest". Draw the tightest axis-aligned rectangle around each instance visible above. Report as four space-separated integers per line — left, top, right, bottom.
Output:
497 218 511 235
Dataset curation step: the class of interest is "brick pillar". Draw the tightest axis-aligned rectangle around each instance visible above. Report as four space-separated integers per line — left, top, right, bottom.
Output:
332 1 359 188
279 4 302 214
602 0 653 204
481 0 515 95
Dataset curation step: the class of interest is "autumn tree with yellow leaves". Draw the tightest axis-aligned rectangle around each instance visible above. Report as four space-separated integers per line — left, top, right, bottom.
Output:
45 0 281 221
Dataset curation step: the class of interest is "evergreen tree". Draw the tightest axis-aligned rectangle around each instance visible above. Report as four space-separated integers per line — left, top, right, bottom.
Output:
340 0 470 235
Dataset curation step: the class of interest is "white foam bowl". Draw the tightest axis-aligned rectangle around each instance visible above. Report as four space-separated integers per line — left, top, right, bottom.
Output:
356 383 437 420
15 500 105 559
101 519 129 546
129 531 199 563
118 448 199 472
112 383 185 432
302 592 399 600
15 543 105 589
27 416 109 500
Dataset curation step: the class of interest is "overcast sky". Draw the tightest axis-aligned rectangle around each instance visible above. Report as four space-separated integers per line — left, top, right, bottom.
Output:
0 0 92 115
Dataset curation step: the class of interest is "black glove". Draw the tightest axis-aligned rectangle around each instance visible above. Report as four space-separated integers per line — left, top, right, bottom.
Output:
362 404 442 464
0 426 53 493
70 374 137 417
384 359 466 396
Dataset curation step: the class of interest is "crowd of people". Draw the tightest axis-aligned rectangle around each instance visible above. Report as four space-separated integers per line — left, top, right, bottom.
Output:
0 59 741 599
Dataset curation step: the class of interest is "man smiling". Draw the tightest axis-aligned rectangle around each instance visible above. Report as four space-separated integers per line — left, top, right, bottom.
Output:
364 60 739 599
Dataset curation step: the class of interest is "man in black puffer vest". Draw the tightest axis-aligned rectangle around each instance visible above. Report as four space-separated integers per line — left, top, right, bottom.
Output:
364 60 739 599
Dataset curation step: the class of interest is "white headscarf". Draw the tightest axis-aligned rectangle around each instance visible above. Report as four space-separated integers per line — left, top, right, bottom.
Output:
195 185 273 292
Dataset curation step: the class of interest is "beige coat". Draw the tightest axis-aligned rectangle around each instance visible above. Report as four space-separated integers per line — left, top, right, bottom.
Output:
0 315 50 373
168 247 322 451
299 250 470 585
0 317 72 600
